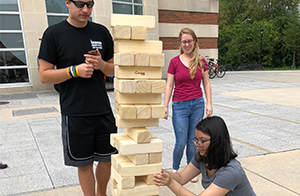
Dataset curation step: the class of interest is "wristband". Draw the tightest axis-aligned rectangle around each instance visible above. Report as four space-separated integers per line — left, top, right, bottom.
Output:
75 66 79 77
66 67 72 78
67 66 78 78
71 66 77 78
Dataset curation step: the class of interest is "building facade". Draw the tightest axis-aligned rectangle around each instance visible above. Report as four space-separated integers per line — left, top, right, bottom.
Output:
0 0 218 94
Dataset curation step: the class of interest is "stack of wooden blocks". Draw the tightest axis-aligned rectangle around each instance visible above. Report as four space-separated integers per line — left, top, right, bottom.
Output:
110 14 166 196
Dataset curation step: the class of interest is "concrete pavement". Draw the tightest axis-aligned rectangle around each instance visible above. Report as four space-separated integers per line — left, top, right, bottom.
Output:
0 71 300 196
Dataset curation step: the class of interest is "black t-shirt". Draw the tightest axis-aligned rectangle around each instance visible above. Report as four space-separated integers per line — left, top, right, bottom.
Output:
38 20 113 116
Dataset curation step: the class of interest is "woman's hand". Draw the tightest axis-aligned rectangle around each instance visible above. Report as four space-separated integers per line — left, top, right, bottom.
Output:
153 170 171 186
164 106 169 119
205 103 213 117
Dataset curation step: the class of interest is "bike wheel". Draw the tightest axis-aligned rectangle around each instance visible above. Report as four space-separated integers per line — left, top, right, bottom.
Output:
209 64 217 79
216 65 226 78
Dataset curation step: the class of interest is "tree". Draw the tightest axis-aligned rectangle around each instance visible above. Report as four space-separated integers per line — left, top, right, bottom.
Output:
218 0 300 68
282 13 300 68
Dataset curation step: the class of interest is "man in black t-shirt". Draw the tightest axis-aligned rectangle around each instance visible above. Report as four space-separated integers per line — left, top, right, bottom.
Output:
38 0 117 195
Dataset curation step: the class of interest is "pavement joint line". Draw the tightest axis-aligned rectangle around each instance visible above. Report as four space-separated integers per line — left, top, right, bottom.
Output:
28 119 56 188
230 137 273 153
213 103 300 125
243 167 300 195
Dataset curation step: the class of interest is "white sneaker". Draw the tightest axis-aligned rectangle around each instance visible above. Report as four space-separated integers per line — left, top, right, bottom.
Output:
172 169 178 173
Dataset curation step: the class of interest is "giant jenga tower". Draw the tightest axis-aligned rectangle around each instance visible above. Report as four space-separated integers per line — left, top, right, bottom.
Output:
109 14 166 196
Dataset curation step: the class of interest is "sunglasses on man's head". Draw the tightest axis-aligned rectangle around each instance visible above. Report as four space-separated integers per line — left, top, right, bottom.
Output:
70 0 94 8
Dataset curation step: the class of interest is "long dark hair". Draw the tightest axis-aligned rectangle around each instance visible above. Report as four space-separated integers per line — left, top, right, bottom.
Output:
195 116 237 170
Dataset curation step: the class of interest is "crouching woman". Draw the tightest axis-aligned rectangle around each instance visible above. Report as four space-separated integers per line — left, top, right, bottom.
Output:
153 116 256 196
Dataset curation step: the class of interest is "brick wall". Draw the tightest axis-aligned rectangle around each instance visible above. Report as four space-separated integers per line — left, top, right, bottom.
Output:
159 10 218 50
159 10 218 25
160 37 217 50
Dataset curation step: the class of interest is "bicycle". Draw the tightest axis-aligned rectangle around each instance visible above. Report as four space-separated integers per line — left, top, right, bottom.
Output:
205 56 226 79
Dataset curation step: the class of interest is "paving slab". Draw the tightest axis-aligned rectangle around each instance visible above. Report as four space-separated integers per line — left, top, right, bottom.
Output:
1 71 300 196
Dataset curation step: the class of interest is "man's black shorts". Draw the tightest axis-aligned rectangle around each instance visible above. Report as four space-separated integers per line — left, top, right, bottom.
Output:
62 112 118 167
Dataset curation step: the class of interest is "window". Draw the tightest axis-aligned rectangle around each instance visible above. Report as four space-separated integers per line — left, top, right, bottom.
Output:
112 0 143 15
0 0 29 84
45 0 92 26
45 0 69 26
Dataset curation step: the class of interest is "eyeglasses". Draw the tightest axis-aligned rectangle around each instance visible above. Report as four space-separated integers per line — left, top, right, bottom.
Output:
70 0 94 8
192 137 210 147
180 40 194 45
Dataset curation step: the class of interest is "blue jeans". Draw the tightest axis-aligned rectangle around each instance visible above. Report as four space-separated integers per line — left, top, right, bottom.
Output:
172 97 205 170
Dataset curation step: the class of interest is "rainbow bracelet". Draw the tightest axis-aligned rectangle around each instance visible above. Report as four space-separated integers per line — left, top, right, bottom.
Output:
67 66 79 78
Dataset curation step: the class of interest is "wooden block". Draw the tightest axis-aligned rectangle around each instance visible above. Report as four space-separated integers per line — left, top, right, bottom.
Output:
150 53 165 67
111 166 135 189
151 105 165 118
116 114 159 128
149 152 162 164
114 52 135 66
111 134 130 151
117 179 160 196
136 80 151 93
114 25 131 40
126 154 149 165
151 80 166 93
119 160 162 177
114 78 136 93
115 103 137 119
111 154 132 172
114 40 162 54
135 53 150 66
136 105 151 119
111 14 155 29
131 26 147 40
112 132 163 154
115 66 162 79
136 175 155 185
115 91 161 104
124 127 151 144
111 186 118 196
110 177 118 189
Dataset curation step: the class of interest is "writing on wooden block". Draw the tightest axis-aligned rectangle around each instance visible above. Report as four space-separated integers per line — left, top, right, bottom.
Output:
124 127 151 144
136 80 151 93
115 90 161 105
114 52 134 66
150 53 165 67
151 80 166 93
114 40 162 54
114 25 131 40
135 53 150 66
114 78 136 93
131 26 147 40
151 105 165 118
126 154 149 165
115 66 162 80
111 14 155 29
111 166 135 189
136 105 151 119
115 103 137 119
149 152 162 164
